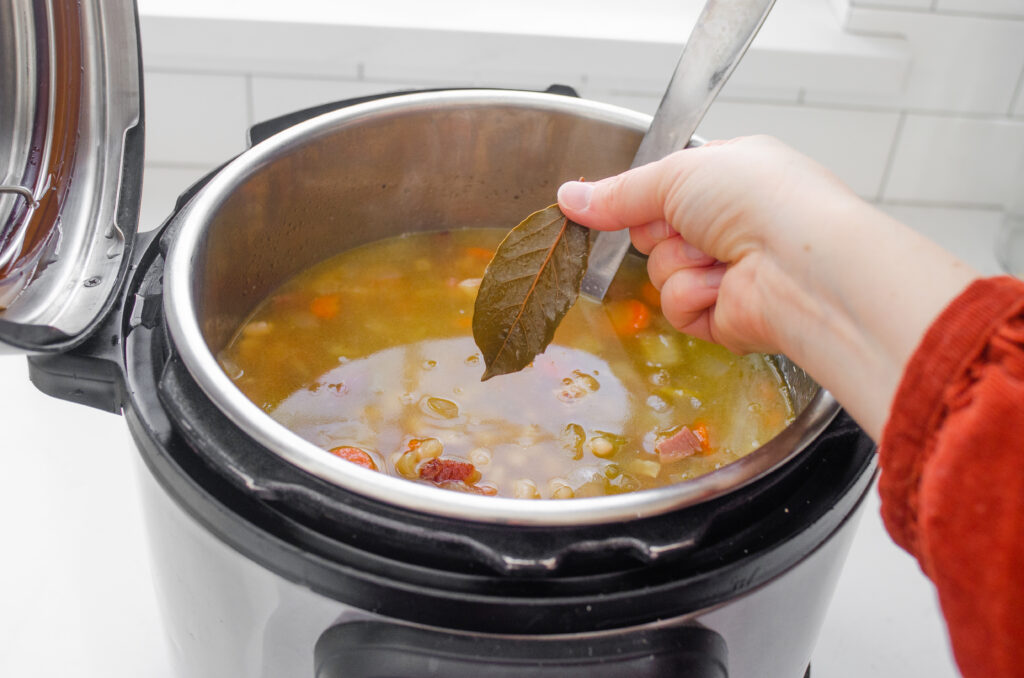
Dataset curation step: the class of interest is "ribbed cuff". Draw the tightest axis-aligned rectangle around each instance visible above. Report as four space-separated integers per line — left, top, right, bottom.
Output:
878 275 1024 561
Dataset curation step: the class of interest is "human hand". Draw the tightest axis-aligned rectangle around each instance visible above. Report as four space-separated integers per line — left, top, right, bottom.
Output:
558 135 861 356
558 135 977 439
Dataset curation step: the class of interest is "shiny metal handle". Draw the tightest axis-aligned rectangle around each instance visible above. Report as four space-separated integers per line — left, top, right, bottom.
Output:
581 0 776 300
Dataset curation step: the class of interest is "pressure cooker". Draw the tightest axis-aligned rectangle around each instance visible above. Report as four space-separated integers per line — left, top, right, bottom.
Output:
1 2 876 676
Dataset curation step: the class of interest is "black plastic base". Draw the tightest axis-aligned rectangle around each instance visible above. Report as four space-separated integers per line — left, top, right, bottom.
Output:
315 623 727 678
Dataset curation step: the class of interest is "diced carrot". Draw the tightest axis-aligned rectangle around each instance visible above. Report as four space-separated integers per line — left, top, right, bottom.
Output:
466 247 495 261
310 294 341 319
692 423 712 454
609 299 652 335
641 281 661 309
328 446 378 471
631 300 652 330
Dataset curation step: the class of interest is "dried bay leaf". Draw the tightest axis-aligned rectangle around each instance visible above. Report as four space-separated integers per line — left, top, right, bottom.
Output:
472 204 591 381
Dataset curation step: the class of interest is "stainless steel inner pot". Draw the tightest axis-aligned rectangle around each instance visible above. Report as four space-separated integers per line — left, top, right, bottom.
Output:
164 89 838 525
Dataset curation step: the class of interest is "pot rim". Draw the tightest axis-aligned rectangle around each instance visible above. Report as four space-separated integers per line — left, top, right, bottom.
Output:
163 89 840 526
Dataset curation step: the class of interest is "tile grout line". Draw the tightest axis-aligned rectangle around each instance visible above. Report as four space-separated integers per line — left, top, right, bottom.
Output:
933 9 1024 21
876 110 907 203
1008 64 1024 117
144 65 505 92
849 3 930 17
852 2 1024 21
719 96 1024 121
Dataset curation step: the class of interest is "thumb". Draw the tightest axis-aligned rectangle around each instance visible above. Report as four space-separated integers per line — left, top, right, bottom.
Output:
557 153 684 231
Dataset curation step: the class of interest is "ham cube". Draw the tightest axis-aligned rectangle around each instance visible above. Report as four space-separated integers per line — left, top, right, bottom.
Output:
656 426 703 464
419 458 476 483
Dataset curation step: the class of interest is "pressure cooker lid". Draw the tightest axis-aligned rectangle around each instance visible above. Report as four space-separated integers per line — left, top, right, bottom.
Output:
0 0 143 352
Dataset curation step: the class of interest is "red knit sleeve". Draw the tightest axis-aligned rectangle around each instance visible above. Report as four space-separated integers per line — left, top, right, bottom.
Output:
879 276 1024 678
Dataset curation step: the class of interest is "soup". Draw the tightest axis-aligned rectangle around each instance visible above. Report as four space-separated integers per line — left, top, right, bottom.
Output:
218 229 794 499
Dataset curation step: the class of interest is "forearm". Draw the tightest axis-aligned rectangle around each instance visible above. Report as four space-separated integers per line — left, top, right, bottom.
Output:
763 199 978 440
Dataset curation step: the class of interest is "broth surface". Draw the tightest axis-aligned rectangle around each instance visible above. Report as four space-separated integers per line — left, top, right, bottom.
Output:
219 229 793 499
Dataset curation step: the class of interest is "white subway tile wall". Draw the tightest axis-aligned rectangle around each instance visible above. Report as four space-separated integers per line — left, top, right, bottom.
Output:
1013 78 1024 117
139 17 366 79
825 0 851 23
881 204 1004 274
144 71 249 165
697 102 902 198
249 77 422 125
139 166 211 232
884 115 1024 205
589 92 667 118
137 0 1024 242
838 10 1024 114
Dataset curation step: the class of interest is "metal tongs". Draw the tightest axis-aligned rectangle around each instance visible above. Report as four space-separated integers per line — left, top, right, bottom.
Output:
580 0 777 300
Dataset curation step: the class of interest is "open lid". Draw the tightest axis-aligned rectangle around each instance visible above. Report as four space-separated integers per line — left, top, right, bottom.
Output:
0 0 143 353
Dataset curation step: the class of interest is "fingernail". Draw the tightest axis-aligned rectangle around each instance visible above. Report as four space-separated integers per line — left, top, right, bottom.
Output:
705 266 726 288
682 241 706 260
558 181 593 212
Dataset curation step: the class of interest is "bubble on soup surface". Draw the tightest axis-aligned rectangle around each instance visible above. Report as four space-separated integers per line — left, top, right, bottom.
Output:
648 369 669 386
469 448 492 467
646 394 671 413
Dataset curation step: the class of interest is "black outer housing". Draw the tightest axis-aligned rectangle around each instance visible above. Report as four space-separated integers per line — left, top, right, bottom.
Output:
314 623 728 678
